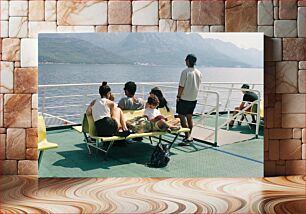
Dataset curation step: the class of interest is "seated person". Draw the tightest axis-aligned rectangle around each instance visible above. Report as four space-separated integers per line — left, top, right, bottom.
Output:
229 84 259 126
86 81 129 137
150 87 170 112
144 94 180 132
118 81 145 110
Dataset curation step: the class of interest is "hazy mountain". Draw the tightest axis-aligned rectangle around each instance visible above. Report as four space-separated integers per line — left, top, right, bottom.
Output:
38 33 262 68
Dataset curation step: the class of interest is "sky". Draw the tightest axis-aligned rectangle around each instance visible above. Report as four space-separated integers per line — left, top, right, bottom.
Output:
199 33 264 51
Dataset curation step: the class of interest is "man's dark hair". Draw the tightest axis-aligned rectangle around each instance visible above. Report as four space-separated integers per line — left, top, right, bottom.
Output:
186 54 197 67
147 94 159 106
241 84 250 89
124 81 137 96
99 81 111 97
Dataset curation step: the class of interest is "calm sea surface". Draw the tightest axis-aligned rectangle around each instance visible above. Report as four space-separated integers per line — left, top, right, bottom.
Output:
38 63 263 124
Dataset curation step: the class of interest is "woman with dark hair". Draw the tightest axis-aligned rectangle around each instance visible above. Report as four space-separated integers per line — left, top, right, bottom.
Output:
86 81 128 137
150 87 170 112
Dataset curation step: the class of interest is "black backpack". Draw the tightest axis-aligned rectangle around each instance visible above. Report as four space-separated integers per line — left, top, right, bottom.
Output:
147 143 170 168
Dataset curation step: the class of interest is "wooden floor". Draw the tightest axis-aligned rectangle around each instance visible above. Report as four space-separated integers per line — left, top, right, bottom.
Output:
0 176 305 213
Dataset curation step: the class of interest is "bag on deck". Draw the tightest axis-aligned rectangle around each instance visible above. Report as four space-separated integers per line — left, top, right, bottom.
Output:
147 143 170 168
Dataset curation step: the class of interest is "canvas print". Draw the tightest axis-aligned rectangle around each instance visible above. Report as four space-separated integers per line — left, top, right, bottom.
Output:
38 32 263 177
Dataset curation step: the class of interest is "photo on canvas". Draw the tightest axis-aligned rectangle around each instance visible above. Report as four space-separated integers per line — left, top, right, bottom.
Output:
38 32 264 177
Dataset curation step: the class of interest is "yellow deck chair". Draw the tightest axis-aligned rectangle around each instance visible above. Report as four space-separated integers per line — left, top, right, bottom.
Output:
38 116 59 167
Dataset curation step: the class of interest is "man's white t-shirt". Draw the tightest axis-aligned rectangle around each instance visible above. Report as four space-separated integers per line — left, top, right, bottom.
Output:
144 108 161 120
179 67 202 101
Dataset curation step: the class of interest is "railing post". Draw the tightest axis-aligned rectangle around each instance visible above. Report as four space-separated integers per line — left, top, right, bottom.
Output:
214 93 219 146
255 94 261 139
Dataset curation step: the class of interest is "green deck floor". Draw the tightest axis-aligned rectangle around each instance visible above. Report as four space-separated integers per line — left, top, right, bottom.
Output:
39 123 263 177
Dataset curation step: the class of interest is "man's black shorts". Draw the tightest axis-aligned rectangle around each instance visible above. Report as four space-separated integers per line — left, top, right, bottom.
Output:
95 117 118 137
176 99 197 115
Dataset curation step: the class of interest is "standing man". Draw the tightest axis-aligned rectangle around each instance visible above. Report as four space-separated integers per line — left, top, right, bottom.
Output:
176 54 202 146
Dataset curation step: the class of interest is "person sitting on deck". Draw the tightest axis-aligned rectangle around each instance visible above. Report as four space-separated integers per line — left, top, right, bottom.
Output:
86 81 129 137
149 87 170 112
118 81 145 110
229 84 259 127
144 94 180 132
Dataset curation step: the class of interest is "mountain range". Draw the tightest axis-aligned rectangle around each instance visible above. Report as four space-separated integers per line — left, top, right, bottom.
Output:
39 33 263 68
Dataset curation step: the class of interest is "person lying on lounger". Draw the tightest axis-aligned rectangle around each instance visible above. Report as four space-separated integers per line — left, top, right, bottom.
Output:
144 94 180 132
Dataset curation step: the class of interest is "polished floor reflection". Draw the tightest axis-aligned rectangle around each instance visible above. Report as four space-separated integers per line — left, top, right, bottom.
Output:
0 176 305 213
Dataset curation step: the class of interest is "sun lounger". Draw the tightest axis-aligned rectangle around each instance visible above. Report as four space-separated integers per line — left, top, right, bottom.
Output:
82 109 190 159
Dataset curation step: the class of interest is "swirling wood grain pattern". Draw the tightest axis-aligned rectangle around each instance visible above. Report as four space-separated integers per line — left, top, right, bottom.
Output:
0 176 305 213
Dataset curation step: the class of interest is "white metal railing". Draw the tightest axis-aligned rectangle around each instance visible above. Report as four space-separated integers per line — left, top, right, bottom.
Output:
38 82 263 143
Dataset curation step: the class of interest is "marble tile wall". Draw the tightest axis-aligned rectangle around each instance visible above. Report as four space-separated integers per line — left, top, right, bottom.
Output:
0 0 305 176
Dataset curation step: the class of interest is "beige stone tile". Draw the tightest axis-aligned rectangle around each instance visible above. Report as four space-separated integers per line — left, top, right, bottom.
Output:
2 38 20 61
1 1 9 20
276 61 298 93
172 1 190 20
269 128 292 139
264 38 281 61
192 0 224 25
132 25 136 32
264 151 269 161
0 62 14 93
14 68 38 94
0 134 5 159
258 0 273 25
1 21 8 38
210 25 224 32
298 0 305 6
282 114 306 128
45 1 57 21
32 110 37 128
269 140 279 160
108 25 131 32
159 1 171 19
274 7 279 20
279 0 297 19
264 62 276 94
26 128 38 148
9 1 28 17
225 0 256 32
9 17 28 38
132 1 158 25
282 94 305 114
191 25 209 32
0 128 6 134
298 7 305 37
159 19 176 32
303 129 306 143
6 128 26 159
29 1 45 21
298 70 305 93
299 61 306 70
275 164 286 176
29 21 57 38
4 94 32 128
283 38 305 61
136 26 159 32
108 1 131 25
0 94 3 127
0 160 17 175
273 0 279 6
57 26 95 33
274 20 297 37
95 26 108 32
293 128 302 139
14 61 21 68
32 94 38 109
57 1 107 25
302 144 306 159
18 160 38 175
280 139 302 160
264 160 276 176
285 160 306 175
265 108 274 128
21 39 38 67
177 21 190 32
26 148 38 160
258 26 273 37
